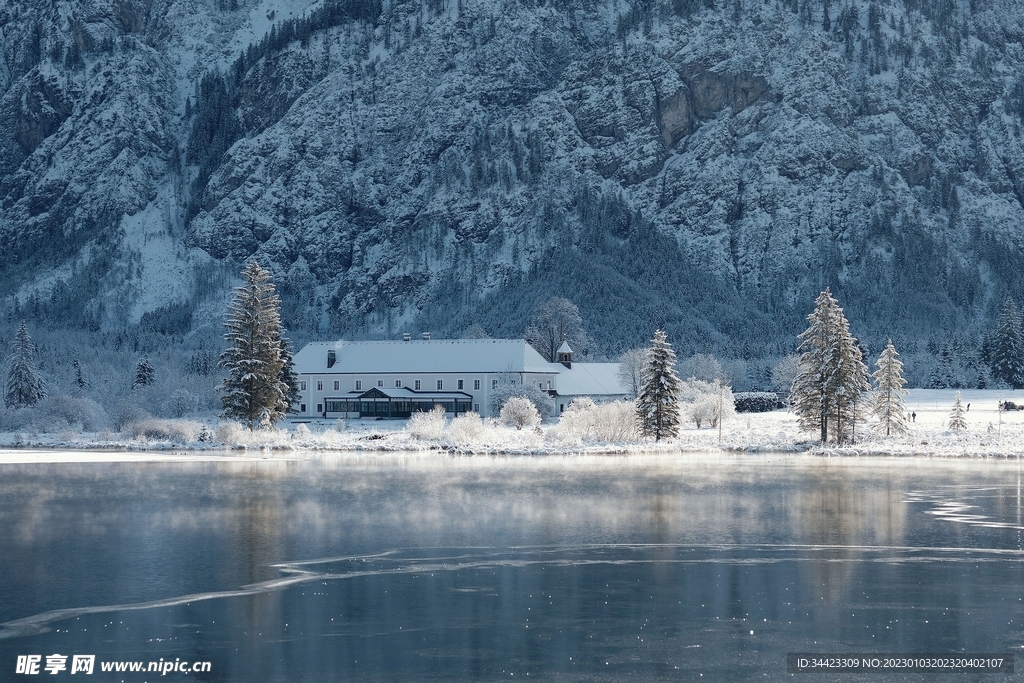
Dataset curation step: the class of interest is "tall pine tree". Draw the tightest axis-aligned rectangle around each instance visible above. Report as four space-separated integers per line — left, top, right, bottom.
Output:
791 289 870 444
4 321 46 409
871 339 909 436
636 329 682 441
990 296 1024 389
218 261 298 430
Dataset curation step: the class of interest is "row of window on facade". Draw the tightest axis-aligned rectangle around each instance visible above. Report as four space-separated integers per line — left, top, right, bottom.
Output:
301 379 496 392
303 399 479 417
322 400 477 413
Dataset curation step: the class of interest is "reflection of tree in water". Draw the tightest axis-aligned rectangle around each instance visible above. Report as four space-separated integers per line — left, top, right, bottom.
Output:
792 475 906 605
648 481 678 581
228 470 285 635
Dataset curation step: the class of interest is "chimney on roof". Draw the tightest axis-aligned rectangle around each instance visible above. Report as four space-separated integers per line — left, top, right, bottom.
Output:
327 349 336 368
402 333 411 341
422 332 432 340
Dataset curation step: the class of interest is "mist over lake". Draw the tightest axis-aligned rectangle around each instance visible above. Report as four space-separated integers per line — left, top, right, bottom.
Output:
2 453 1023 681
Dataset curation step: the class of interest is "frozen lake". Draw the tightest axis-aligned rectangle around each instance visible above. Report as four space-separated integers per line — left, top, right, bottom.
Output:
2 453 1023 681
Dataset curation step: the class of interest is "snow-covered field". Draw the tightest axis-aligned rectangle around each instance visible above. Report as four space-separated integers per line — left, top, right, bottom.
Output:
0 389 1022 461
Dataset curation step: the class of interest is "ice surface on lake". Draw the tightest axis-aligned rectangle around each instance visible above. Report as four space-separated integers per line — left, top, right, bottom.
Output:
2 455 1024 681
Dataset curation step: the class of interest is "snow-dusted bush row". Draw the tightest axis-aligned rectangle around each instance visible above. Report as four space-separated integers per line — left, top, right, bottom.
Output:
679 379 737 428
403 407 544 449
549 398 640 443
0 394 109 432
129 419 208 443
408 406 447 440
734 392 779 413
448 412 486 442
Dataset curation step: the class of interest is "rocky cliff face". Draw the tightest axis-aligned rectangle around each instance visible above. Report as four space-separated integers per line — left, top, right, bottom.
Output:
2 0 1024 356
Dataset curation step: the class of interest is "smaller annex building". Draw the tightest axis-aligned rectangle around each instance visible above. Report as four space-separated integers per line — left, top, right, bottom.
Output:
548 342 628 415
292 337 628 419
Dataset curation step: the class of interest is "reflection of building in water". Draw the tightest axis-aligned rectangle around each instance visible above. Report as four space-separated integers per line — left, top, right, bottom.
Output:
791 477 907 605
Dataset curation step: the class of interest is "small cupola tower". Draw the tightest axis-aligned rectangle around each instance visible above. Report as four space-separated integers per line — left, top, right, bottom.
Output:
556 341 573 368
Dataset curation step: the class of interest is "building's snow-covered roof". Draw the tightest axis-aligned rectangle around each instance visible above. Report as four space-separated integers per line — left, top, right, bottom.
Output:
294 339 556 375
325 387 472 400
550 363 627 397
557 340 573 354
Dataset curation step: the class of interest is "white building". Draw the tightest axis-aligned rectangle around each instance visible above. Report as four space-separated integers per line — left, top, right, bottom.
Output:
548 342 629 414
292 337 628 419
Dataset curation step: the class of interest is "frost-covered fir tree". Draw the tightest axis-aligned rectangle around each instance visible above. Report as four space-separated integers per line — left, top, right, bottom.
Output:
72 358 88 390
636 329 682 441
791 289 870 444
4 321 46 409
871 340 909 436
991 296 1024 389
218 261 298 430
132 356 155 388
948 391 967 432
928 344 956 389
276 332 302 411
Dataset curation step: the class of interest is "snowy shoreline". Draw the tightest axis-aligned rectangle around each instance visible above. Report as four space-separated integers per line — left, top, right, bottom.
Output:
1 389 1022 461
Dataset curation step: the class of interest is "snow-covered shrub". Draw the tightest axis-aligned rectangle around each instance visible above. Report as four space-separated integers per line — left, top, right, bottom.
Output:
112 399 150 432
687 392 736 428
500 396 541 430
408 405 446 440
48 394 109 431
447 412 485 444
18 394 110 432
553 399 639 443
130 419 204 442
164 389 199 418
678 380 736 428
590 401 640 442
569 396 596 412
689 395 718 428
679 378 715 402
488 379 552 417
215 420 245 444
294 423 311 438
734 392 778 413
554 398 596 442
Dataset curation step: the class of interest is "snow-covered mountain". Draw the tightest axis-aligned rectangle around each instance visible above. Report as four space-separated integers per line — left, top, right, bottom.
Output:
3 0 1024 358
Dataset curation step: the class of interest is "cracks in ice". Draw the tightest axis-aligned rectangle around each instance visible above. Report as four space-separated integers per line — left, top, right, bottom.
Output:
906 486 1024 531
3 542 1024 640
